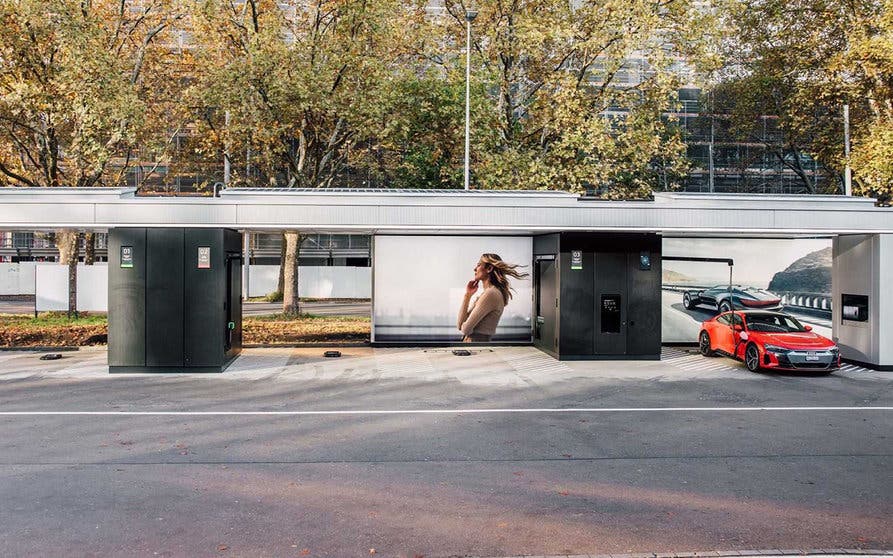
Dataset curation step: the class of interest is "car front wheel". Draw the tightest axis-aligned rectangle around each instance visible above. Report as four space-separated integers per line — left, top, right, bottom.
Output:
699 331 716 357
719 300 733 313
745 343 761 372
683 293 694 309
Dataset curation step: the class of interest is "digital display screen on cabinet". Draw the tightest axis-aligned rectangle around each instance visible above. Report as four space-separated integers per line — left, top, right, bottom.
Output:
841 294 868 322
601 294 622 333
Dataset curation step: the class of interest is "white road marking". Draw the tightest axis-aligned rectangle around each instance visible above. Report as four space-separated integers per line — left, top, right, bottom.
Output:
0 407 890 416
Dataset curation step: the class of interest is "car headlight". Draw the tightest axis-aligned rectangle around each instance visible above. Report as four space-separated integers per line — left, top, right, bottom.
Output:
763 344 790 354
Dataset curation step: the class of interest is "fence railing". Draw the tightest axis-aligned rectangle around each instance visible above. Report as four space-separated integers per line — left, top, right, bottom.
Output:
778 292 832 313
251 233 371 251
0 233 107 250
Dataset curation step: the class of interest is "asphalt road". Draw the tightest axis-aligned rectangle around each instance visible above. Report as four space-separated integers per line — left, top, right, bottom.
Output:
0 298 35 315
243 300 370 316
0 347 890 557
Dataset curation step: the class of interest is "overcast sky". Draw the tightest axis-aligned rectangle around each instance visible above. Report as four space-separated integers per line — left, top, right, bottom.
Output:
662 238 831 287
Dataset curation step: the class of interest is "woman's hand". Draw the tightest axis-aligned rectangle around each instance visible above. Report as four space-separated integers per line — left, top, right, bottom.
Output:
465 279 479 296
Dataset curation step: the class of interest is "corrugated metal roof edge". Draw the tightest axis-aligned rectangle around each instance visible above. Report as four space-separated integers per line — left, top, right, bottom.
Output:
218 187 578 197
0 187 884 210
0 187 137 197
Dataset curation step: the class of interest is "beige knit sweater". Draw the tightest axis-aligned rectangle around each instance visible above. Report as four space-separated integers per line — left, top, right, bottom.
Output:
457 287 505 340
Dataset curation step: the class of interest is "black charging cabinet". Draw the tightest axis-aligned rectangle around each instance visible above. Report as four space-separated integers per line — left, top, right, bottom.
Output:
108 228 242 373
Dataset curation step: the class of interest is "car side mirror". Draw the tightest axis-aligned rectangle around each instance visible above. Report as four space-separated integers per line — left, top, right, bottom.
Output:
804 325 812 332
733 324 744 332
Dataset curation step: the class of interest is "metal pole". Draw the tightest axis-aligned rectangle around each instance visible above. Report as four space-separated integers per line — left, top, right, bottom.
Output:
843 104 852 196
223 111 231 187
464 16 472 191
729 263 733 306
708 92 715 193
242 231 250 301
728 262 734 337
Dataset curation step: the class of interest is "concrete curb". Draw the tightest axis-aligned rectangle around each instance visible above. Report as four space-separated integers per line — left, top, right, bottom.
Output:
477 550 893 558
241 343 371 348
0 346 80 352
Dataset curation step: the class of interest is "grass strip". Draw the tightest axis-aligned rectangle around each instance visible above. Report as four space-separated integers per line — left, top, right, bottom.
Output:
0 313 370 346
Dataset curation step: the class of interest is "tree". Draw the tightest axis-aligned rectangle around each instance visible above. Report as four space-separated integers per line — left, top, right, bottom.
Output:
842 0 893 201
0 0 184 188
0 0 183 314
711 0 891 199
188 0 425 313
702 80 840 193
420 0 707 197
354 70 467 189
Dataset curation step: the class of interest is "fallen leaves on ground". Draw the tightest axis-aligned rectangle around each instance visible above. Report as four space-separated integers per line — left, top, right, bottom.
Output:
0 313 106 346
0 313 370 346
243 315 369 344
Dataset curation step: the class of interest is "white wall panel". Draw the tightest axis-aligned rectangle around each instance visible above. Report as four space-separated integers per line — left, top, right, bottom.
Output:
35 263 108 312
831 234 893 367
0 262 36 295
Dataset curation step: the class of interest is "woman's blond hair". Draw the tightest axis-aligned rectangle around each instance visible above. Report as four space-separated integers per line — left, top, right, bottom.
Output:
479 253 529 305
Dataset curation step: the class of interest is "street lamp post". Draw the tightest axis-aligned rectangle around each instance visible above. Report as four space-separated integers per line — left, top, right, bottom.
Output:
843 103 852 196
223 110 231 187
464 9 477 191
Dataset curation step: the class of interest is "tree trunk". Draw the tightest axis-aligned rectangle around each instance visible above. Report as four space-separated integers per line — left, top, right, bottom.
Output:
277 232 287 296
282 231 301 315
67 252 77 318
84 232 95 265
55 230 80 318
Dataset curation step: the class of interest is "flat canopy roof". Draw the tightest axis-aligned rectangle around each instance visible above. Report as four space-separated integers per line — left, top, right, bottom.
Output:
0 187 891 237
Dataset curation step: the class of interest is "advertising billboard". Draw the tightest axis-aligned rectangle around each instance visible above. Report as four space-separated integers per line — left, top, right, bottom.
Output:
373 236 533 342
661 238 833 343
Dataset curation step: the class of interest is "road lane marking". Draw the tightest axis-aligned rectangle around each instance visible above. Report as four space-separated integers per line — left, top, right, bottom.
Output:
0 407 890 416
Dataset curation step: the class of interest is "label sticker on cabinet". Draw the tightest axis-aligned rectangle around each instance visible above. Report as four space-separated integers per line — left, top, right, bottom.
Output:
120 246 133 268
197 246 211 269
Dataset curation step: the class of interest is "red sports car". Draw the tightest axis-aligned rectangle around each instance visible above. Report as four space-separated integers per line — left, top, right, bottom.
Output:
699 310 840 373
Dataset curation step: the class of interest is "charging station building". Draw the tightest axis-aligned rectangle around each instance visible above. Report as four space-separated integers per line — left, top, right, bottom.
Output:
1 187 891 371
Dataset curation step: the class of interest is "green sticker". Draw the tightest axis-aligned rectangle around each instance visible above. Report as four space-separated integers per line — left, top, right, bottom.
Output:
120 246 133 268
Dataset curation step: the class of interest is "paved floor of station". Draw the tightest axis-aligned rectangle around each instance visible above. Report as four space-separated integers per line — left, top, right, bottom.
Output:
0 345 882 385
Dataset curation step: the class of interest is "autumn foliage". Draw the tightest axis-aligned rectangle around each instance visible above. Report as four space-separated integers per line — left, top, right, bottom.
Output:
0 313 370 347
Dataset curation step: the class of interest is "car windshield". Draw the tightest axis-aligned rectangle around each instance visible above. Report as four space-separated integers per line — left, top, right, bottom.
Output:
745 314 806 333
714 285 761 293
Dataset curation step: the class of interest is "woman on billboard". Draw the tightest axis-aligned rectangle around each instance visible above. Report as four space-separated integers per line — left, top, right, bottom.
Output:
457 253 529 342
